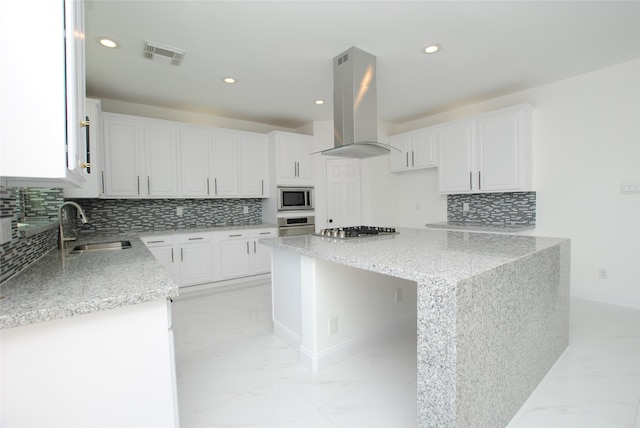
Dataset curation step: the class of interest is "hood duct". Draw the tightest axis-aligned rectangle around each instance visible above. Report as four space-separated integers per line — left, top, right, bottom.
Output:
321 46 393 159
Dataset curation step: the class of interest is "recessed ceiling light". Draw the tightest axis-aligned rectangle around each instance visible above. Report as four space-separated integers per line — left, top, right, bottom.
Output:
98 37 118 48
423 43 441 54
222 77 236 84
314 99 325 105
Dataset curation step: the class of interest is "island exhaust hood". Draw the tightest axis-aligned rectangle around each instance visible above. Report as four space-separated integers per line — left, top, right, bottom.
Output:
321 47 393 159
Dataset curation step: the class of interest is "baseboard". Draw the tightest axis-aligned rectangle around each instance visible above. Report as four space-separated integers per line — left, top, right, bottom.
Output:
300 316 417 373
273 320 301 350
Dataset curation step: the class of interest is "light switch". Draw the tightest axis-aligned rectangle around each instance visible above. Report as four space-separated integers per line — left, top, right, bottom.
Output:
0 217 12 244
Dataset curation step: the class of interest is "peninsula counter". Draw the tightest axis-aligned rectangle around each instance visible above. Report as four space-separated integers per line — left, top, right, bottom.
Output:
260 227 570 427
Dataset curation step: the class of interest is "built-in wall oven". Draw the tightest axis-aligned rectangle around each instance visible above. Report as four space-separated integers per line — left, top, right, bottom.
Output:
277 215 315 237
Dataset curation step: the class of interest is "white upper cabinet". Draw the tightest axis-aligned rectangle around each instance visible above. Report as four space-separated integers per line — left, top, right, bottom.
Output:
179 126 212 198
102 113 269 199
437 104 533 194
240 132 268 197
210 131 240 197
389 128 438 172
270 131 314 186
1 0 87 187
102 114 145 197
64 98 103 198
144 123 179 197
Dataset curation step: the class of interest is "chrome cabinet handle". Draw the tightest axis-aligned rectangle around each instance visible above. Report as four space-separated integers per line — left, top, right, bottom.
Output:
215 178 218 195
253 241 257 253
412 150 415 166
181 248 184 262
478 171 481 190
405 152 409 167
246 241 250 254
188 237 203 240
261 179 264 195
207 177 210 195
101 171 105 194
147 176 151 195
137 176 140 195
147 240 165 244
469 171 472 190
171 248 174 263
229 234 242 237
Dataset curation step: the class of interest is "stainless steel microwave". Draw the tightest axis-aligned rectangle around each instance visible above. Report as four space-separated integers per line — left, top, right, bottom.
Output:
278 187 314 211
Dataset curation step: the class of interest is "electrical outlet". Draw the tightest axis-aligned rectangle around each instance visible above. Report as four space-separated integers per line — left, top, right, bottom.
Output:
620 182 640 194
463 203 470 212
176 207 183 216
329 317 338 335
243 206 249 214
598 268 608 279
395 288 403 304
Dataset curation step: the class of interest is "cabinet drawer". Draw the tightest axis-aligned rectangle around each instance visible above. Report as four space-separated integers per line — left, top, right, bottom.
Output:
178 232 211 244
141 235 176 247
250 229 277 238
216 230 249 240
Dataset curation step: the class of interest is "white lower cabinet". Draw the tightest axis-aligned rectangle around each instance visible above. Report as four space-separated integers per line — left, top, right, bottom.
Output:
142 235 179 284
177 232 213 286
143 227 275 288
213 227 277 281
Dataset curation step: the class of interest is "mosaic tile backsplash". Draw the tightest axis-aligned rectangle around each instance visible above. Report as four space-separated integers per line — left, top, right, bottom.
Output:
0 186 62 283
447 192 536 225
1 185 264 283
65 198 263 234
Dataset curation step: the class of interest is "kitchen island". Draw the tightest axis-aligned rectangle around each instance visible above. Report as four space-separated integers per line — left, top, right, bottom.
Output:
261 228 570 428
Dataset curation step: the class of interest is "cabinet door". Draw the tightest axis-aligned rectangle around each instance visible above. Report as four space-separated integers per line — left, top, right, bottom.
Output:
273 132 313 186
0 0 86 186
240 133 267 197
180 127 211 198
148 246 179 284
144 123 178 197
179 243 213 286
211 131 240 197
410 128 438 169
219 236 251 280
437 121 475 194
64 98 102 198
477 110 525 192
102 115 144 197
250 229 276 274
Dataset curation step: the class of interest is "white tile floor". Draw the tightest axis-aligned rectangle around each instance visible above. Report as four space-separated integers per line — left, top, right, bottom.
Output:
172 281 640 427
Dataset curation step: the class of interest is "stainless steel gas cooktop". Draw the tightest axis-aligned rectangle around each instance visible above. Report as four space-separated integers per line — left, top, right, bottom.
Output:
316 226 398 239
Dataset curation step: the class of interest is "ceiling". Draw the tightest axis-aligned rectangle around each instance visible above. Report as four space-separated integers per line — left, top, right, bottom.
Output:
85 1 640 129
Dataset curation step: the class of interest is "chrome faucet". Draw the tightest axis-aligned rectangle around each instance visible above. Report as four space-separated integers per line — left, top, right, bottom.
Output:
58 201 88 249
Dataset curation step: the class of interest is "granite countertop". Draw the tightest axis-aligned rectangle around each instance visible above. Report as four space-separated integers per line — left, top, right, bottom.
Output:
260 227 566 284
425 221 535 234
0 223 277 330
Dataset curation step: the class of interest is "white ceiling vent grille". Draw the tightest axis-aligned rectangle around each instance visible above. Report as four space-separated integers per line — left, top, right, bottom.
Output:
143 41 186 66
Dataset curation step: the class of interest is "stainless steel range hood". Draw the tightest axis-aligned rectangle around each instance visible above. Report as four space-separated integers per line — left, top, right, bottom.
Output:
321 47 393 159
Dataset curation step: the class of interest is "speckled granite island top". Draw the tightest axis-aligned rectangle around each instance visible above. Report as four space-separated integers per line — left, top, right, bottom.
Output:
260 227 564 282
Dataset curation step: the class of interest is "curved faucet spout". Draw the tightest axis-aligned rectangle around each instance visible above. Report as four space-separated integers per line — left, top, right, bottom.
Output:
58 201 88 249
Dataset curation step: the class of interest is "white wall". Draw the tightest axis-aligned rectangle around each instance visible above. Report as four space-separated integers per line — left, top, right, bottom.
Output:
364 59 640 310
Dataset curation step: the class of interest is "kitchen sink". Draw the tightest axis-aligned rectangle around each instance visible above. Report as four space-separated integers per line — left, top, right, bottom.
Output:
69 240 132 254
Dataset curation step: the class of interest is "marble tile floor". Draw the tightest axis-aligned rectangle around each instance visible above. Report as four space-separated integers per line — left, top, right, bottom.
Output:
172 281 640 427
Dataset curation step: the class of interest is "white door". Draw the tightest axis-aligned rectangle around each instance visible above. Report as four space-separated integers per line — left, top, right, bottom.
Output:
326 159 361 228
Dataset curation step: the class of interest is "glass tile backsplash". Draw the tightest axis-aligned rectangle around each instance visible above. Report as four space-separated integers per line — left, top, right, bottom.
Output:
447 192 536 225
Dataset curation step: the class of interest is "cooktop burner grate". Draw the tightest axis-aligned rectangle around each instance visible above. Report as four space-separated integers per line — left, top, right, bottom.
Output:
317 226 397 239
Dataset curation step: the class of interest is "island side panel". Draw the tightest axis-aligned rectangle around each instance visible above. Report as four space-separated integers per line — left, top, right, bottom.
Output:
416 276 459 427
271 248 303 349
455 241 570 427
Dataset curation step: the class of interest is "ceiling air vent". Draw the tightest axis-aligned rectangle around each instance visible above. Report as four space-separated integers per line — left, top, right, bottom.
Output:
143 41 186 66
